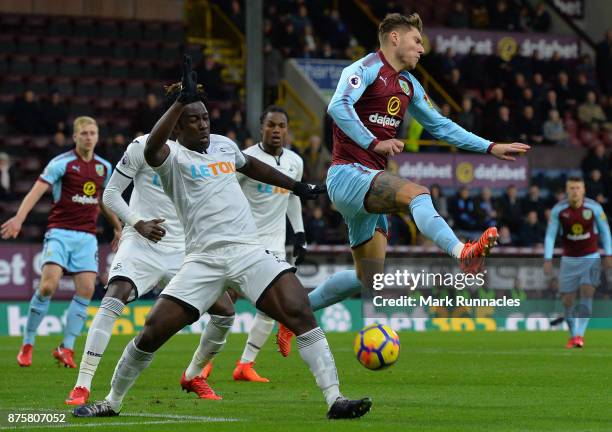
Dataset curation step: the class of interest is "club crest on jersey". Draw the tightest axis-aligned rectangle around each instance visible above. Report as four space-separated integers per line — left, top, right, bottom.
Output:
95 163 105 177
583 209 592 220
121 154 129 166
399 79 411 97
348 74 361 88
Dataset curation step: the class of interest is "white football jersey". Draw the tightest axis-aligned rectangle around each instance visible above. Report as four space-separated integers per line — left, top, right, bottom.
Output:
152 134 261 254
115 134 184 249
237 144 303 253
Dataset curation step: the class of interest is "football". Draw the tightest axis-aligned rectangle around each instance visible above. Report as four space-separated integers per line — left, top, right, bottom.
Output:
353 323 401 370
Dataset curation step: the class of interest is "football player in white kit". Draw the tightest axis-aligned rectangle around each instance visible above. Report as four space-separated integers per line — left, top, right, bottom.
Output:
65 133 235 405
202 105 307 382
73 56 371 419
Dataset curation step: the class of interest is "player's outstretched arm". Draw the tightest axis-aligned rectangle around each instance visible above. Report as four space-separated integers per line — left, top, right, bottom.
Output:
145 55 199 167
1 180 49 239
238 154 326 200
407 77 530 158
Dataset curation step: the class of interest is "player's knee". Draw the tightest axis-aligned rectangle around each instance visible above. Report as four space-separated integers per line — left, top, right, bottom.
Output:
105 280 133 304
283 300 316 331
38 279 58 297
399 184 429 206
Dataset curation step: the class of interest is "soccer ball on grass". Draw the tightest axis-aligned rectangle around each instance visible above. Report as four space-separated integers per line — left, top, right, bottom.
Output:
353 323 400 370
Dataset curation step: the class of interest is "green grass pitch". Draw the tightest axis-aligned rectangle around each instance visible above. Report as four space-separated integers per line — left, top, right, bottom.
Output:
1 331 611 431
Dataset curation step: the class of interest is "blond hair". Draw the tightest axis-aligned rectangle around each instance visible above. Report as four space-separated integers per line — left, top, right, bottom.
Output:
378 13 423 45
73 116 98 134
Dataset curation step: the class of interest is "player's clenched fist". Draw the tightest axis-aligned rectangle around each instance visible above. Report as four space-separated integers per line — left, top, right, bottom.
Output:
372 139 404 157
1 216 23 239
134 218 167 243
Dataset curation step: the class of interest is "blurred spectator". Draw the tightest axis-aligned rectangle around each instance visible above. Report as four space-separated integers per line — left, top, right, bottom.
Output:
449 187 478 231
293 4 311 34
518 211 545 247
8 90 41 134
40 91 68 134
498 225 514 246
595 29 612 95
496 185 523 232
198 56 225 100
581 143 608 177
446 2 469 28
100 134 126 165
585 169 607 203
228 110 251 145
490 0 517 32
388 213 414 245
470 1 490 29
0 152 13 199
543 110 568 146
46 131 72 160
305 206 326 244
541 90 564 118
516 88 537 114
280 21 301 57
531 72 548 101
320 42 334 59
264 41 283 106
455 97 481 135
325 9 350 51
228 0 244 31
521 185 547 220
554 72 576 109
302 24 318 58
517 105 543 144
133 94 161 134
430 184 449 219
531 2 551 33
573 73 595 103
485 87 506 123
475 187 497 229
576 54 597 86
303 135 331 183
578 91 608 130
489 106 517 142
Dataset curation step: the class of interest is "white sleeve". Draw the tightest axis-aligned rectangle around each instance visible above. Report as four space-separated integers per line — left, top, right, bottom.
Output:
287 156 304 233
116 139 145 179
224 137 246 168
102 171 141 226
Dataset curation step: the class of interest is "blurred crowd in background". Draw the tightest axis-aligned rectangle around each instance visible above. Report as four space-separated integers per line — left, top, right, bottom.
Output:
1 0 612 248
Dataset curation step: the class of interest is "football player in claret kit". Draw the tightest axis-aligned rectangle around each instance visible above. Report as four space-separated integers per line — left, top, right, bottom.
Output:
277 12 531 350
203 105 307 382
73 56 372 419
1 116 122 368
544 177 612 348
65 109 236 405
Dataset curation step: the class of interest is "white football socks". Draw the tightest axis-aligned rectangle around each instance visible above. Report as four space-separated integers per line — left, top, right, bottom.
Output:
76 297 125 389
106 339 154 411
296 327 342 408
240 312 275 363
185 314 235 380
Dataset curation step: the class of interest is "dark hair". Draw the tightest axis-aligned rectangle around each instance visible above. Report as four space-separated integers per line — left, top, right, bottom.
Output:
567 176 584 183
378 13 423 44
161 82 208 112
259 105 289 125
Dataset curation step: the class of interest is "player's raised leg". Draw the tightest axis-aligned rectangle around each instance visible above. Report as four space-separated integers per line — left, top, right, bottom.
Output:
66 280 131 405
17 263 62 367
182 293 235 399
366 172 498 262
257 272 371 419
